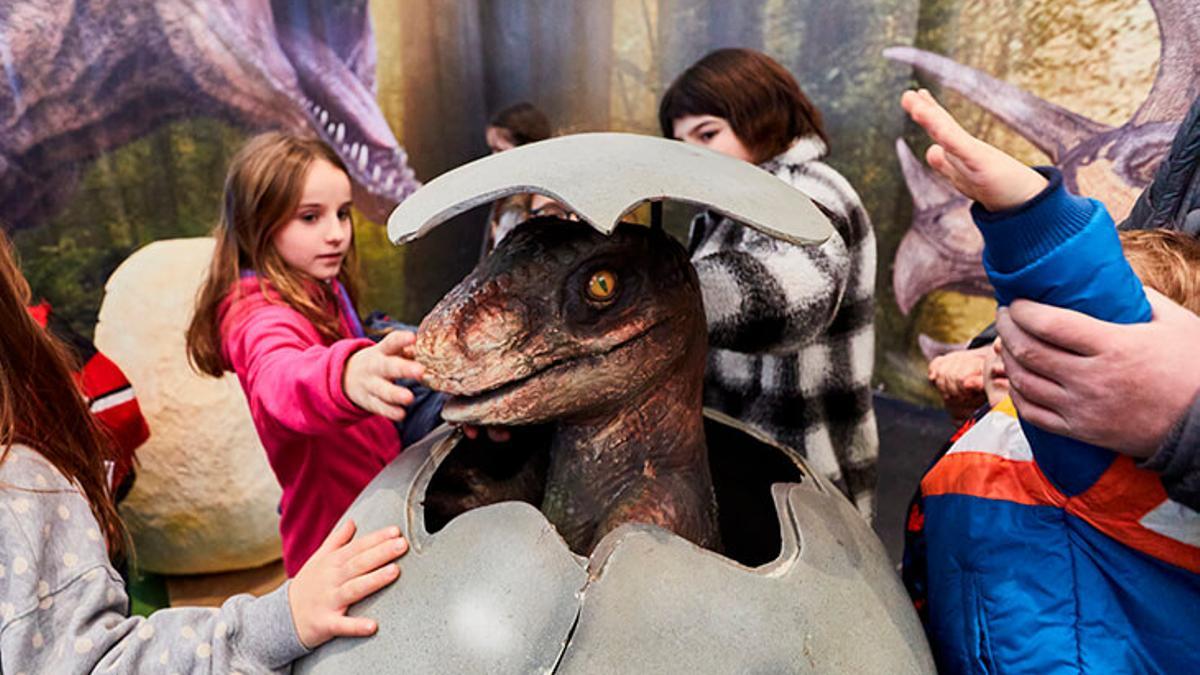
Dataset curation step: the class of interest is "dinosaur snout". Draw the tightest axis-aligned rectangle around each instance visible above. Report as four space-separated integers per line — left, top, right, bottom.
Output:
415 274 532 394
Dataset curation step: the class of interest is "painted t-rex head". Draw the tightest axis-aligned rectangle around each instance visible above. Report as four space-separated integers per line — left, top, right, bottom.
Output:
0 0 418 229
886 0 1200 342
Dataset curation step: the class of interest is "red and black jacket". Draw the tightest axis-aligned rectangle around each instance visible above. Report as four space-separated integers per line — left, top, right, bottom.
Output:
27 301 149 501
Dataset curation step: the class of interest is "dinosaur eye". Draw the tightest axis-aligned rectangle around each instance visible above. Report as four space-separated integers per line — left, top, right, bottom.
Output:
586 270 618 302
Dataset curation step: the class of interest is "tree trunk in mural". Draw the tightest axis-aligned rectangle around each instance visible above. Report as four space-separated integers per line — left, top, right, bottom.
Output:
395 0 616 321
479 0 615 132
390 0 489 323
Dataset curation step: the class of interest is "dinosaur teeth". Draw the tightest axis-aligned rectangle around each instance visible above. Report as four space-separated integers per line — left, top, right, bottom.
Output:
334 123 345 144
372 165 381 182
384 173 395 191
319 109 329 125
326 122 336 136
358 148 368 171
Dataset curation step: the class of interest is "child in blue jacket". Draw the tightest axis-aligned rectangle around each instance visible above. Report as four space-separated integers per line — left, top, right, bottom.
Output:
900 89 1200 674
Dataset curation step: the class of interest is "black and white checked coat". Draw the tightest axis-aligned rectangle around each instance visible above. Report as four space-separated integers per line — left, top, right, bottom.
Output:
690 136 878 516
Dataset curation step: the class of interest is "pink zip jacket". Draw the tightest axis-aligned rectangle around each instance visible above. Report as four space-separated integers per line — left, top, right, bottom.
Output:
220 275 401 576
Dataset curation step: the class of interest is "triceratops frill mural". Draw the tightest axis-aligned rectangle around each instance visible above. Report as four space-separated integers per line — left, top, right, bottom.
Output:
0 0 418 231
886 0 1200 358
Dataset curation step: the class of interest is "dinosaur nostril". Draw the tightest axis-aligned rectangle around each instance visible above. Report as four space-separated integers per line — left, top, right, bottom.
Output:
461 299 528 359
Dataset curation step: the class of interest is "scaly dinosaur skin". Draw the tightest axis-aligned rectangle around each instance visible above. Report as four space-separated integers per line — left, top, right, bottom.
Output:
0 0 418 230
886 0 1200 336
416 218 720 555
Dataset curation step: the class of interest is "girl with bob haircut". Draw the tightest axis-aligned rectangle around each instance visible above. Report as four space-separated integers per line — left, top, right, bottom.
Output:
187 132 424 576
659 47 830 163
0 229 407 672
660 48 879 515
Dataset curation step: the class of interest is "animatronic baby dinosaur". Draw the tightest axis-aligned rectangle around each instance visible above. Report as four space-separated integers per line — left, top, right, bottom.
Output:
402 133 832 555
0 0 418 230
418 217 717 553
296 134 932 674
885 0 1200 348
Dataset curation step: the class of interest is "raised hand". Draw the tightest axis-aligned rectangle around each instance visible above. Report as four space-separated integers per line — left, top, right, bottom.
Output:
287 519 408 649
900 89 1048 212
344 330 426 420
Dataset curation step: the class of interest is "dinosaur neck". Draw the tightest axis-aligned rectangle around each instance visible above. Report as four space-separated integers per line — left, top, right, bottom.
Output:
540 333 714 553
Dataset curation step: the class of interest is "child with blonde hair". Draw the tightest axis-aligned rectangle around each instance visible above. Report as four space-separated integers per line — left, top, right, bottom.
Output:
187 132 423 576
900 89 1200 673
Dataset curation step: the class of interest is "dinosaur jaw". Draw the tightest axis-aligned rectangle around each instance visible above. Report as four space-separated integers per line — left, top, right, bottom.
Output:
438 322 673 427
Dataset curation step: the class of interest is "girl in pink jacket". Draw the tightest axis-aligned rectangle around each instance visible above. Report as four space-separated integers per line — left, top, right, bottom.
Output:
187 132 424 576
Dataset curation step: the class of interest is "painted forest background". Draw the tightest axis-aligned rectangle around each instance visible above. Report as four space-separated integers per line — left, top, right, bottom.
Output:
6 0 1167 405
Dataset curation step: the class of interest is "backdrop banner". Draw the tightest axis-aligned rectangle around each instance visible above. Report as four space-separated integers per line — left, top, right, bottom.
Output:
2 0 1194 405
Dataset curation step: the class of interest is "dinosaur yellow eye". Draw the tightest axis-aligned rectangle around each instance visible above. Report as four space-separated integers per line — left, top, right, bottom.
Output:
586 270 618 302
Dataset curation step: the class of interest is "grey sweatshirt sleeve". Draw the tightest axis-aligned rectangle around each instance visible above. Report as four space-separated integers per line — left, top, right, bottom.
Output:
1140 394 1200 511
0 446 309 674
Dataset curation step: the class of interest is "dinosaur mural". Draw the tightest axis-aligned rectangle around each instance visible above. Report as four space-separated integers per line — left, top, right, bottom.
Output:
886 0 1200 357
0 0 418 231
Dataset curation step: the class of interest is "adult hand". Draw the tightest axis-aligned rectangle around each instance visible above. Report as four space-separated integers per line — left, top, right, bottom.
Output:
288 519 408 649
344 331 426 421
996 288 1200 456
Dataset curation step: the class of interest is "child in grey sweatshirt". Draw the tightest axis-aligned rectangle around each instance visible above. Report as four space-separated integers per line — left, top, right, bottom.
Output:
1 443 314 673
0 224 408 674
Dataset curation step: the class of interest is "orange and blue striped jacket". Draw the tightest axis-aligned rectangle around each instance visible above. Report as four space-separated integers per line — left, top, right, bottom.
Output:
907 169 1200 673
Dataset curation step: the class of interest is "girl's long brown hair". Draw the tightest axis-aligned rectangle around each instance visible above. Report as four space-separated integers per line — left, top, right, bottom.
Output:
0 231 126 558
187 132 362 376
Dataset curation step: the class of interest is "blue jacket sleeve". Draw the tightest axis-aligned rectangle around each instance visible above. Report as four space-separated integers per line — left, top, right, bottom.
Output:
975 167 1151 323
973 168 1152 495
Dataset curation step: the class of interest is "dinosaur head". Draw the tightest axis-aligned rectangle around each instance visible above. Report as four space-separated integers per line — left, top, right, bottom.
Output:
2 0 418 228
885 0 1200 319
891 139 988 316
416 218 706 426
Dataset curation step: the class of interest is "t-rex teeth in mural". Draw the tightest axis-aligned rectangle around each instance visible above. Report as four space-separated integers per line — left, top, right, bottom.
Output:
885 0 1200 339
0 0 419 230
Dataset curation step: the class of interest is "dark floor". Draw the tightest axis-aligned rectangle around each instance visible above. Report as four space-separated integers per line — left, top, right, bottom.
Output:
870 393 954 563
